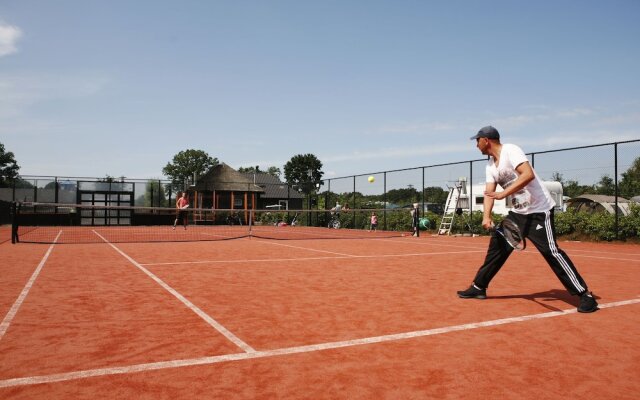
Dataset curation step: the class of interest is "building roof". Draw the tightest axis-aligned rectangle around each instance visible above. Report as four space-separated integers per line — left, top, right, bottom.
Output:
241 172 305 199
194 163 264 192
566 194 630 216
567 194 630 204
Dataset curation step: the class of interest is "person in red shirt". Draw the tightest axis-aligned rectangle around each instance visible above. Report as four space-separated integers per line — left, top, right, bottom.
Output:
173 192 189 230
370 212 378 231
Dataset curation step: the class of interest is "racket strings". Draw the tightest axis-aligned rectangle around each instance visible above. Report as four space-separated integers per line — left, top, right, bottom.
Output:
499 219 525 249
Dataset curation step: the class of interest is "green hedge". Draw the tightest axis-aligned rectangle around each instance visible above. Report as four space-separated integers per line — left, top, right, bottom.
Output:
555 203 640 241
424 204 640 242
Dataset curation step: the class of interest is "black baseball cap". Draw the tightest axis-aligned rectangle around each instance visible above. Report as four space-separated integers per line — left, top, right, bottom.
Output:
470 125 500 140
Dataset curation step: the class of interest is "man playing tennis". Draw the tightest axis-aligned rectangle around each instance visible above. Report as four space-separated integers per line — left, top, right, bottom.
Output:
457 126 598 313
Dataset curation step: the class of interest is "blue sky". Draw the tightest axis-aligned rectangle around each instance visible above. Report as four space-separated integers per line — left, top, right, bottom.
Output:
1 0 639 183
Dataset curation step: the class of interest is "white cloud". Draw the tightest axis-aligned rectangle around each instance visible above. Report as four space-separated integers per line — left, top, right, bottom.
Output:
0 73 110 119
0 22 22 57
375 121 456 135
321 143 465 163
555 108 594 118
593 112 640 127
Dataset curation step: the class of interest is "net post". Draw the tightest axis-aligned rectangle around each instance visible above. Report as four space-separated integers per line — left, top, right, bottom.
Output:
248 209 253 237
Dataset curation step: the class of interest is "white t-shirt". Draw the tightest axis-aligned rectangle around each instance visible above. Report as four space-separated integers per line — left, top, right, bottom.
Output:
486 143 555 214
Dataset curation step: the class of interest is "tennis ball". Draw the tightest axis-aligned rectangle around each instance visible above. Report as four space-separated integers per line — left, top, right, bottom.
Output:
368 176 375 183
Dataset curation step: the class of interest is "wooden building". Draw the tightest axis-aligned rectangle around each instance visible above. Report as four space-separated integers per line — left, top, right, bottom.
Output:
190 163 264 224
241 172 305 210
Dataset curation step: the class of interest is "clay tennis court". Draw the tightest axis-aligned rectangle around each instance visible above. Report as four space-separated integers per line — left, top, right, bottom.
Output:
1 231 639 399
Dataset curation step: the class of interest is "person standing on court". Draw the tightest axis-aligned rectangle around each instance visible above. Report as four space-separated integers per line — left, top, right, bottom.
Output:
331 201 342 217
370 211 378 232
457 126 598 313
411 203 420 237
173 191 189 230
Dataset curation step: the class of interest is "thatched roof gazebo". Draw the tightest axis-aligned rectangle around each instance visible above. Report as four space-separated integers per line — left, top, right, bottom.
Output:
190 163 264 224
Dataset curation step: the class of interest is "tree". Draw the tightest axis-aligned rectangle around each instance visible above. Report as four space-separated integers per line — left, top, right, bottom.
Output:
162 149 218 190
0 142 20 187
283 154 323 194
619 156 640 199
424 186 448 205
267 166 281 177
563 179 592 199
99 175 125 183
386 187 420 205
238 166 257 174
238 165 282 178
595 175 615 196
143 180 168 207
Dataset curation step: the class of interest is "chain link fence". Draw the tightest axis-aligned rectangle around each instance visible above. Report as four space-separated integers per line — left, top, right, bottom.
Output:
2 139 638 239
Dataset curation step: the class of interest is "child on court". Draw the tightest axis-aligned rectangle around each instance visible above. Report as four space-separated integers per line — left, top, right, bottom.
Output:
370 212 378 231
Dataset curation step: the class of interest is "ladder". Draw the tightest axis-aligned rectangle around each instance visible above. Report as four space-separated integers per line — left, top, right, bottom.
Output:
438 178 467 235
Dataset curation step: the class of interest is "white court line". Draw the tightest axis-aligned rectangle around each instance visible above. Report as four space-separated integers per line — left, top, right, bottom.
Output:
0 231 62 341
375 237 640 263
567 250 640 257
373 237 487 250
537 253 640 263
1 297 638 389
253 239 358 257
92 231 255 354
142 250 486 266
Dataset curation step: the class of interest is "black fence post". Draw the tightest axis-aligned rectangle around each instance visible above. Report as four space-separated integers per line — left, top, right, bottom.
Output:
469 161 473 213
11 202 18 244
421 167 425 213
614 143 619 240
383 172 387 231
352 175 356 228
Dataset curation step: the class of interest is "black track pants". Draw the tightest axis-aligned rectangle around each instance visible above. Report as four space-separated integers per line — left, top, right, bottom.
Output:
472 209 588 295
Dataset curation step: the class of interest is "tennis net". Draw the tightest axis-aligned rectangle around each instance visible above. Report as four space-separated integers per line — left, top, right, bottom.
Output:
12 202 412 244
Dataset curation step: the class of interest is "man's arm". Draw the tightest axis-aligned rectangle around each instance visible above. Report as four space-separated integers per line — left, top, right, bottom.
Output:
482 181 498 230
484 162 535 200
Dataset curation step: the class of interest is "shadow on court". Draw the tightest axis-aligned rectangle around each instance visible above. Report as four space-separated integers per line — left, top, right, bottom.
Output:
488 289 599 312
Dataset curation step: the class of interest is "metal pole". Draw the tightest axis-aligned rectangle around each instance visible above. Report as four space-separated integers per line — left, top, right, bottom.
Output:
469 161 473 214
383 172 387 231
352 175 356 227
422 167 425 214
614 143 619 240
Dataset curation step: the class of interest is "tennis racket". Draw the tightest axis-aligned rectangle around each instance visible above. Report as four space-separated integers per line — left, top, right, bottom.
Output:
493 219 526 250
180 204 190 209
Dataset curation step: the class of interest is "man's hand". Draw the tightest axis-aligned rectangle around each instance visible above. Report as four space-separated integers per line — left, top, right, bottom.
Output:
482 216 494 230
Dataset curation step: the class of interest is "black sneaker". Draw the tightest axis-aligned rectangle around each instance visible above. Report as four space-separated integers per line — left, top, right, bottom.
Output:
578 291 598 313
457 284 486 299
